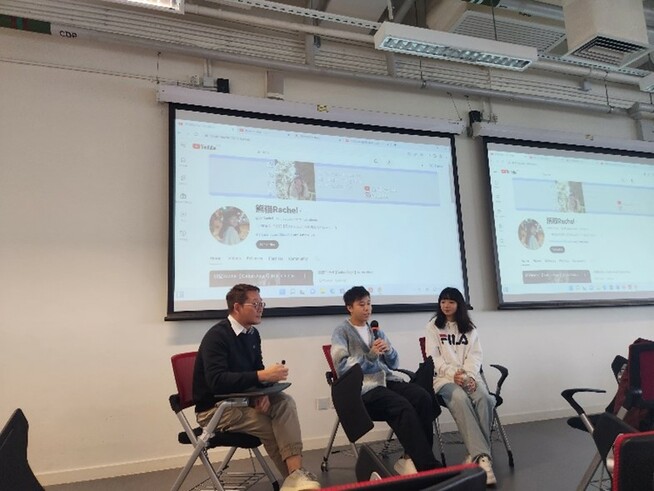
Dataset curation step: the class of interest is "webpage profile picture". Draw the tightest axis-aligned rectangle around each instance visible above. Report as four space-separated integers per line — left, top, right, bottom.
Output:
518 218 544 250
209 206 250 245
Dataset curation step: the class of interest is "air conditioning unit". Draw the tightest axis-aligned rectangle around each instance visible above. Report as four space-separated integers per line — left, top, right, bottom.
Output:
425 0 566 54
563 0 649 68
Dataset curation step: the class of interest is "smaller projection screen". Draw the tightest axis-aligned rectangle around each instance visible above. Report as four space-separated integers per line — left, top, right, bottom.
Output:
167 103 468 319
484 138 654 308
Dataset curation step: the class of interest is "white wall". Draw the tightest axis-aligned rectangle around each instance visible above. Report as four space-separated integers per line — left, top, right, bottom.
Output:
0 28 652 485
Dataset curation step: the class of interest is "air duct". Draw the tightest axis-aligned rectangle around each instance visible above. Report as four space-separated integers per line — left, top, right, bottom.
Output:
563 0 650 68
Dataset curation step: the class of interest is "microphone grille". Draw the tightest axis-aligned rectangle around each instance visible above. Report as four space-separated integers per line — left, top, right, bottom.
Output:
370 320 379 329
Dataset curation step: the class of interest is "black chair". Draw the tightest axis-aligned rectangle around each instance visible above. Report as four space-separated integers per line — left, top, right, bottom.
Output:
418 337 514 467
0 408 45 491
320 344 441 472
169 351 287 491
561 339 654 490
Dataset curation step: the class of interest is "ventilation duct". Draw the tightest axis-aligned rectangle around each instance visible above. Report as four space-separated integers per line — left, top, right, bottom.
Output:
426 0 566 54
563 0 650 68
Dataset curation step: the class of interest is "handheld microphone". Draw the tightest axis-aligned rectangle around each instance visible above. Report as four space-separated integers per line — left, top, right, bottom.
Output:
370 320 380 339
370 320 387 364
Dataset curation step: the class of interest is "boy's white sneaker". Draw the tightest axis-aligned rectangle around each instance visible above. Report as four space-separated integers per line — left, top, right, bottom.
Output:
393 457 418 475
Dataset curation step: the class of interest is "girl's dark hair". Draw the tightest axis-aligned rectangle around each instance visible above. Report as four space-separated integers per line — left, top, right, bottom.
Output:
432 287 475 334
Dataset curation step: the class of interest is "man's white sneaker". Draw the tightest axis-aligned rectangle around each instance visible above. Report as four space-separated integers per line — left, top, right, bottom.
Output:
393 457 418 476
474 454 497 486
280 468 321 491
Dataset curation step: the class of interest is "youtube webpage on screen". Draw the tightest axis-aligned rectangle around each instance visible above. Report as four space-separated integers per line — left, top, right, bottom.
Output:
486 140 654 307
170 107 466 316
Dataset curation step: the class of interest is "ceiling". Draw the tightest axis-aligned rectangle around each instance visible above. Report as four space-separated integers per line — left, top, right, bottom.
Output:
171 0 654 73
4 0 654 111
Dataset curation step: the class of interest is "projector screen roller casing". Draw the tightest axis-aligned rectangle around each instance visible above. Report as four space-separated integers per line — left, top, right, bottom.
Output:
167 103 469 319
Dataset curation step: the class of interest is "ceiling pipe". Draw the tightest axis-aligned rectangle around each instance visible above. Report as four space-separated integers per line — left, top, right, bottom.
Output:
532 59 644 86
58 25 630 117
184 4 374 43
394 0 419 24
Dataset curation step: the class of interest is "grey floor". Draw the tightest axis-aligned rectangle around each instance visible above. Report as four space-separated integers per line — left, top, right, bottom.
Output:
46 417 604 491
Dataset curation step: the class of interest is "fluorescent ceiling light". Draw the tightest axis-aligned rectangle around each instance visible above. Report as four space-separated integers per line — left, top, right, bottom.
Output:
374 21 538 71
102 0 184 13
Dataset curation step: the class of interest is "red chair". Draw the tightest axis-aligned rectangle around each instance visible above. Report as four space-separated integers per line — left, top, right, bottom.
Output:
611 428 654 491
320 463 486 490
562 339 654 490
169 351 285 491
418 337 514 467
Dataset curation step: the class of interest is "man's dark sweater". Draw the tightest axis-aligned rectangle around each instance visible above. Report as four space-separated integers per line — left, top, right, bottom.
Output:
193 318 264 413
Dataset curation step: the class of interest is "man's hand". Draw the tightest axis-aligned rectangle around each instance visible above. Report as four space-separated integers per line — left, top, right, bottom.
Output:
252 395 271 414
258 363 288 383
371 338 389 356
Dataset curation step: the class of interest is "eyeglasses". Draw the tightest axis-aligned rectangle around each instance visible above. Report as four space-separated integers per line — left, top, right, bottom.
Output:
243 301 266 310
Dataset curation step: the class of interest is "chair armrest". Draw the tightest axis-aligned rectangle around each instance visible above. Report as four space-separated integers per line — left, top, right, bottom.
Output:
561 388 607 416
489 364 508 390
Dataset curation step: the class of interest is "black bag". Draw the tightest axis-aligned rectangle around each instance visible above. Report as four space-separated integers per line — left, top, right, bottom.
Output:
411 356 442 419
331 364 374 443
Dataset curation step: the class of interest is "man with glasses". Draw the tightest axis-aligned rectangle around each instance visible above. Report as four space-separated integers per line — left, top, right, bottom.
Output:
193 284 320 491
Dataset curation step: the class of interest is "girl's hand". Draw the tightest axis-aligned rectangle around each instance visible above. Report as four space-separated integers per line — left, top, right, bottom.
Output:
454 369 467 386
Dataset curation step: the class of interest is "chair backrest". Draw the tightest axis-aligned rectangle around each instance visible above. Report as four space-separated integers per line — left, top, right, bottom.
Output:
628 341 654 408
0 409 45 491
419 337 427 361
171 351 198 410
612 429 654 491
323 344 338 381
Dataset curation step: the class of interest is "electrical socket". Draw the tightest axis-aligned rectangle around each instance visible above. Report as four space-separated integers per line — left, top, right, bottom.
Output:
315 397 332 410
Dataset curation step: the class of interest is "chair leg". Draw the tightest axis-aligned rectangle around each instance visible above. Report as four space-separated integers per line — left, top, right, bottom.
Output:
171 441 224 491
321 417 341 471
252 447 280 491
380 428 395 457
492 409 514 467
215 446 238 473
433 418 447 467
576 453 602 491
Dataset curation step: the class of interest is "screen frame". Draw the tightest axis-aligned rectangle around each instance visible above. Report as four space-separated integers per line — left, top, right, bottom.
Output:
165 102 470 320
482 136 654 310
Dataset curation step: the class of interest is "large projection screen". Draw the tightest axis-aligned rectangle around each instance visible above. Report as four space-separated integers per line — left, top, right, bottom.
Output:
166 103 468 320
484 137 654 308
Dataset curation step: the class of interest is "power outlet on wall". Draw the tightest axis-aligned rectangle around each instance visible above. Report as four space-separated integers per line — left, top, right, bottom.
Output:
315 397 333 410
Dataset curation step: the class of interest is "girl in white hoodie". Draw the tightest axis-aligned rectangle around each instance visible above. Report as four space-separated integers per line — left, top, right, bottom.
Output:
425 287 497 486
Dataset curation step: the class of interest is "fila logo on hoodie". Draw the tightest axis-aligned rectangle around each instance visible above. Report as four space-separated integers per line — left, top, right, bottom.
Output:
439 333 469 346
